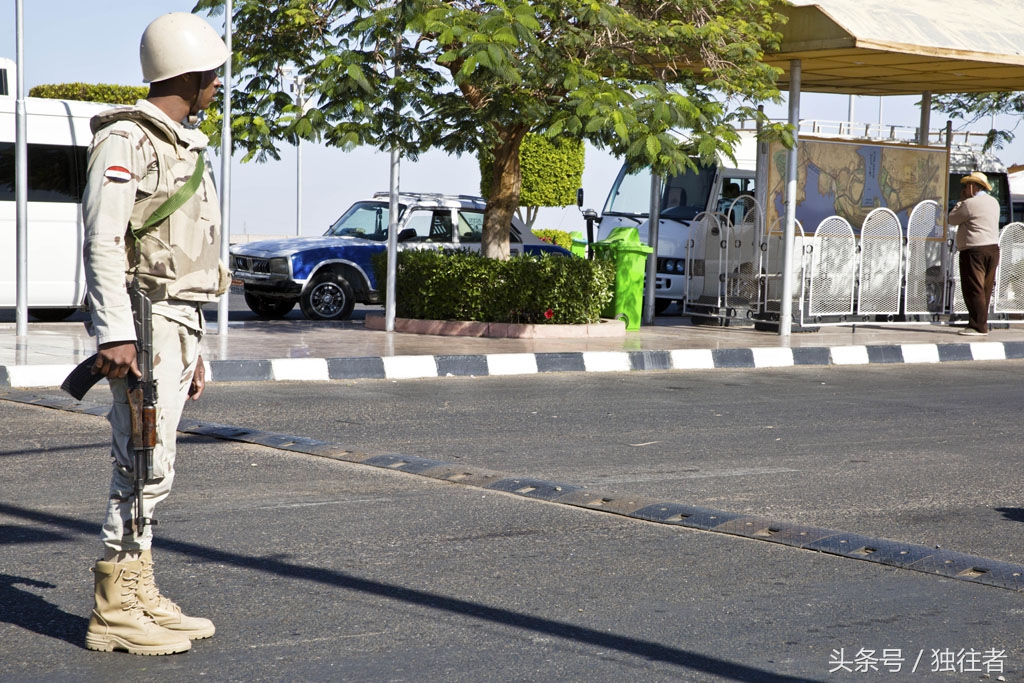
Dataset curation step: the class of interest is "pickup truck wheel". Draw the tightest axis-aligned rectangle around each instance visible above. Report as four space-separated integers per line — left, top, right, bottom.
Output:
300 272 355 320
243 291 296 318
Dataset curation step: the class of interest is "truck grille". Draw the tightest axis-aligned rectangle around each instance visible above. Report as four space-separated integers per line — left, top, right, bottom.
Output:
232 255 272 274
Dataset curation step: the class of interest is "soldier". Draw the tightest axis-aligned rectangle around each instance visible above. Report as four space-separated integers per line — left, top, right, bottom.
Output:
81 12 230 655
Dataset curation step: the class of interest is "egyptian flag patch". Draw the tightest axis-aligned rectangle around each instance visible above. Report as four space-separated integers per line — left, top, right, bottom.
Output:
104 166 132 183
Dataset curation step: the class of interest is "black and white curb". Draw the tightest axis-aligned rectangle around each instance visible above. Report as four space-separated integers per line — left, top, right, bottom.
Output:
3 340 1024 388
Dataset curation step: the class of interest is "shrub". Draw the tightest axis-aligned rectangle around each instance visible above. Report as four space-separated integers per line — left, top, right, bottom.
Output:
479 134 585 228
532 229 574 251
372 250 613 324
30 83 148 105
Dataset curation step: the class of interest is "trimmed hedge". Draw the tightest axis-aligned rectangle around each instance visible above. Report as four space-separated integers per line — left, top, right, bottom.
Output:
373 249 613 324
532 229 574 251
479 133 585 208
30 83 148 105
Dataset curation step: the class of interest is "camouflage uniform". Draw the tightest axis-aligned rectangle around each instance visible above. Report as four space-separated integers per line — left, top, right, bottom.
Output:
82 99 228 554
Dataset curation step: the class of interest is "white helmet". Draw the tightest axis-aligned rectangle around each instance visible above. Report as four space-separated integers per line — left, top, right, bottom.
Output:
140 12 228 84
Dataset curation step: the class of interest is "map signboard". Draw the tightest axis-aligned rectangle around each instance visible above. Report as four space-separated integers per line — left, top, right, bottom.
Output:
766 137 949 238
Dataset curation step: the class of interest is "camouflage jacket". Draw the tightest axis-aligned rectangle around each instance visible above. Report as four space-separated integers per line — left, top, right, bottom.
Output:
82 99 228 344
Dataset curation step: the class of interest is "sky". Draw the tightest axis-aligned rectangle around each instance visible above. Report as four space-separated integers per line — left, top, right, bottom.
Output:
3 1 1023 239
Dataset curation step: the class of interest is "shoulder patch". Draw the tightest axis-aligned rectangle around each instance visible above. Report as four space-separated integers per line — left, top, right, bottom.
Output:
104 166 133 183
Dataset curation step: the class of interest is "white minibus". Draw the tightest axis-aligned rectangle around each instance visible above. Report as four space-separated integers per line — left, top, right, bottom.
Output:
1 71 111 320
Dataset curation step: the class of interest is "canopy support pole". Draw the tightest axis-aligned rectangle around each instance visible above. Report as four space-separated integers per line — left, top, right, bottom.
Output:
642 174 662 326
919 92 932 145
779 59 801 337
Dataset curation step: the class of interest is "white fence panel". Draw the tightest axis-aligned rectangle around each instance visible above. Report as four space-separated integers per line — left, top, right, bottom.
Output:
995 222 1024 314
857 208 903 315
904 201 944 315
808 216 856 316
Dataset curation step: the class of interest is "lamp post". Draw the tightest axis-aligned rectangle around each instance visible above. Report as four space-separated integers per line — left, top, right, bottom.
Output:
217 0 233 337
278 66 306 236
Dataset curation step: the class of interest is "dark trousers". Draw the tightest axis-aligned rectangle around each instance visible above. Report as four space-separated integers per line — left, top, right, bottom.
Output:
959 244 1000 333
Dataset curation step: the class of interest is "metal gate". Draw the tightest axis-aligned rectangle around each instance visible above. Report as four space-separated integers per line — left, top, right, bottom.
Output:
684 197 762 321
685 199 1024 328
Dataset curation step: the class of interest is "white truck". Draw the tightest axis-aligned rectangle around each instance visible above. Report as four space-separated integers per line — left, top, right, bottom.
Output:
595 121 1011 320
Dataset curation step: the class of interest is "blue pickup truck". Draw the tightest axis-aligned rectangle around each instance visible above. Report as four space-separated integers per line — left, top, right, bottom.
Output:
229 192 573 320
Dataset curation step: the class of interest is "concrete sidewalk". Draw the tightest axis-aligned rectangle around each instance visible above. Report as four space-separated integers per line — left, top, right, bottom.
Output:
3 308 1024 388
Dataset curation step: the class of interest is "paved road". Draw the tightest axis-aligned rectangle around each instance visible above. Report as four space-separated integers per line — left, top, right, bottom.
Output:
194 362 1024 563
2 363 1023 681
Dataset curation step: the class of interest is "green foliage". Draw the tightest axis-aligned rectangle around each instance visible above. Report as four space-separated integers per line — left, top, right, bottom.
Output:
191 1 787 257
29 83 148 105
480 134 584 208
933 92 1024 152
371 249 613 325
194 0 786 172
532 229 574 251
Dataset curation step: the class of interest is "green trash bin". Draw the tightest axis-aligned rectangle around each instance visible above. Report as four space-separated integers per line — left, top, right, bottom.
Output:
569 231 588 259
592 227 653 330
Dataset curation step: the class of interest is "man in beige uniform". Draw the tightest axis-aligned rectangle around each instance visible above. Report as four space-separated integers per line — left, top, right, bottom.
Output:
82 13 230 655
948 171 1001 336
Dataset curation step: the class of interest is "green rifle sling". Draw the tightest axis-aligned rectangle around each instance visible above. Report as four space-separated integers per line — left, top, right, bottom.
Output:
130 150 206 239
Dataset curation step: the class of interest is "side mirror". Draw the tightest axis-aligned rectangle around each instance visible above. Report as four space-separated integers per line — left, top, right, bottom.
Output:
397 228 417 242
576 188 584 208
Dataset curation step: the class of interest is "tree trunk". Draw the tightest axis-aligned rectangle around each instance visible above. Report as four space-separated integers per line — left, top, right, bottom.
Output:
482 131 526 260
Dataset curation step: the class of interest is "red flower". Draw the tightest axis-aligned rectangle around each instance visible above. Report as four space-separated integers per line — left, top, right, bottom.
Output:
544 308 554 319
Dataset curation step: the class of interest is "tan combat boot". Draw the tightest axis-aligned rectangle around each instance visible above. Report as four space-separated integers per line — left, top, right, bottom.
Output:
85 559 192 655
137 549 216 640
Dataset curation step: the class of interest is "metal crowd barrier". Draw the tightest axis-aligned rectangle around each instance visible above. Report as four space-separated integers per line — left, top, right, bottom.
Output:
692 197 1024 328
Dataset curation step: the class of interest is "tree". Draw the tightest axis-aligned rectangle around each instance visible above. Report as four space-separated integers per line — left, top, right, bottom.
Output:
933 92 1024 153
194 0 787 258
479 133 584 228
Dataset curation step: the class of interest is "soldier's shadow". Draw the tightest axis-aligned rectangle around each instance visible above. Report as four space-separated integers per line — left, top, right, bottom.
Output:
0 573 87 647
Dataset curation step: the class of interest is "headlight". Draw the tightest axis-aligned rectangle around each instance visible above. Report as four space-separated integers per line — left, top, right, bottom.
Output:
269 257 290 276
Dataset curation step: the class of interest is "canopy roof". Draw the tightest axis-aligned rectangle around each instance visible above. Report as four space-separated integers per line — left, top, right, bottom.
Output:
770 0 1024 95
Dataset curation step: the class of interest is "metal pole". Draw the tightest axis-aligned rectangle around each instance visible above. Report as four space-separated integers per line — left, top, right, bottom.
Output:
779 59 801 337
295 75 304 236
754 105 768 215
918 92 932 145
14 0 28 337
296 134 302 236
217 0 233 336
642 174 662 325
384 148 400 332
384 2 403 332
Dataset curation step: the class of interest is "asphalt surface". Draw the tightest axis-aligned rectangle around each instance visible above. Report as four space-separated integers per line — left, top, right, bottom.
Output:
2 363 1023 682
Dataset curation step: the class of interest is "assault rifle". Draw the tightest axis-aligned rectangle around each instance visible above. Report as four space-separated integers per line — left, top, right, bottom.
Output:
61 280 158 534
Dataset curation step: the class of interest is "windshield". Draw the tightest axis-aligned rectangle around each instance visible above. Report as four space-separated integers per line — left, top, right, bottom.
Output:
603 164 717 222
324 201 407 241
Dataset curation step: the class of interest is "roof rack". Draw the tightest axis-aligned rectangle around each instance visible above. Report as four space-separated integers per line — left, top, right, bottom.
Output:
371 191 486 202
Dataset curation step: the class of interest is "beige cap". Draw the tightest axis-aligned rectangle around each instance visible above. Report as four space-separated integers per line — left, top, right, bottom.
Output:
960 171 992 192
140 13 228 84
